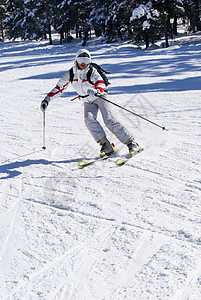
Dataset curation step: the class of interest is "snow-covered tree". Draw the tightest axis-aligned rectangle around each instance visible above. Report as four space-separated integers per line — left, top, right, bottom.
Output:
74 0 92 41
89 0 117 42
1 0 201 44
54 0 71 44
111 0 136 41
182 0 201 32
4 0 25 40
152 0 185 46
0 0 6 40
21 0 44 40
130 1 161 47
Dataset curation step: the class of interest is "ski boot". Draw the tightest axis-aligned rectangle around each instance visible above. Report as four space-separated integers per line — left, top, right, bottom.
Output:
99 136 114 157
125 137 141 156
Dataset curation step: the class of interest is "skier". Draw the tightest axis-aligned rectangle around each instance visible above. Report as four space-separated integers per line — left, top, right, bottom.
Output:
40 49 141 156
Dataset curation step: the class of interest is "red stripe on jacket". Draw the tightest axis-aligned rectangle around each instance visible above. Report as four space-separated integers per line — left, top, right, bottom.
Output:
48 83 69 97
95 80 106 93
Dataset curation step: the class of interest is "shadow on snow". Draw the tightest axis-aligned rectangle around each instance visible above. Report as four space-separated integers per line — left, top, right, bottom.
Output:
0 157 82 180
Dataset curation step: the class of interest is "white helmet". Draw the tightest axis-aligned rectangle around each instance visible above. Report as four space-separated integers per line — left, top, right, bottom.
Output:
75 49 91 65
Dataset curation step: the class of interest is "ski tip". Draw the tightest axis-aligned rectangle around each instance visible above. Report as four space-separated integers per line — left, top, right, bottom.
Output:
115 159 126 166
78 161 88 168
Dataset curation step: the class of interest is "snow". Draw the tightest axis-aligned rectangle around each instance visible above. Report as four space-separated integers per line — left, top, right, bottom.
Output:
130 2 159 22
0 33 201 300
143 21 150 30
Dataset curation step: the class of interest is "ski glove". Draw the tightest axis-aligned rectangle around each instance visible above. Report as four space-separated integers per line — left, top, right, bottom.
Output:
40 96 50 112
87 88 97 96
83 88 101 103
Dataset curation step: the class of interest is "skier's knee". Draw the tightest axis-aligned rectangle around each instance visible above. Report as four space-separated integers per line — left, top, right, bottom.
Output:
84 113 95 128
105 118 116 131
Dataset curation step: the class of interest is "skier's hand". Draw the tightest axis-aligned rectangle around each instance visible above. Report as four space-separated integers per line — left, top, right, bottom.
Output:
84 88 101 103
40 96 50 112
87 88 97 97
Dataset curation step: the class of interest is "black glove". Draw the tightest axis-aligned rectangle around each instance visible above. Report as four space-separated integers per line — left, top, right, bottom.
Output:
40 96 50 112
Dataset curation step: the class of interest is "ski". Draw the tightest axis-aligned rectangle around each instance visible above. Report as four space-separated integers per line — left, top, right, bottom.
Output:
78 143 116 168
78 153 113 168
115 148 144 166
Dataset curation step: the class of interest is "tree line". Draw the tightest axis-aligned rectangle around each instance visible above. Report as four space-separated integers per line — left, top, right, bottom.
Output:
0 0 200 47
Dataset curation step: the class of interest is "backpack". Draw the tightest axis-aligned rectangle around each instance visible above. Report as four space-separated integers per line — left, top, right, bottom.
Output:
69 62 110 86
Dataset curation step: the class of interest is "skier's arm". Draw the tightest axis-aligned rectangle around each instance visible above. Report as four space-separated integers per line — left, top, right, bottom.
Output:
47 71 70 101
40 71 71 112
90 69 106 93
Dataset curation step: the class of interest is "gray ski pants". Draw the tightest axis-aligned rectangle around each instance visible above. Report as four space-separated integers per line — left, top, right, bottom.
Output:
84 96 131 144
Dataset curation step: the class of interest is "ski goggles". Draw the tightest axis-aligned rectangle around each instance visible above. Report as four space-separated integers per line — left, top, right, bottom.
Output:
77 56 91 65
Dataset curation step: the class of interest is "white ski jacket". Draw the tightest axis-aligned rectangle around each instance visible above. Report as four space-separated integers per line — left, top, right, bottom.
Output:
46 50 106 102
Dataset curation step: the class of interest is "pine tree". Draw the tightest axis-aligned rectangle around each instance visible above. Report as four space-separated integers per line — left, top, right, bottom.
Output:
74 0 93 42
4 0 25 40
22 0 44 40
89 0 115 42
3 0 55 42
113 0 136 41
152 0 185 47
130 1 162 48
182 0 201 32
42 0 57 44
54 0 71 44
1 0 201 45
89 0 108 37
0 0 6 40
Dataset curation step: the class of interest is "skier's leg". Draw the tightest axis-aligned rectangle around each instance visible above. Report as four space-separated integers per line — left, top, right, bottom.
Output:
96 97 131 144
84 102 106 142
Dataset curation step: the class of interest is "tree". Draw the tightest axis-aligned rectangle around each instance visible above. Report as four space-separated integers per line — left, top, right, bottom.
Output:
152 0 185 47
0 0 6 40
3 0 56 43
54 0 73 44
89 0 115 42
74 0 93 41
1 0 201 45
42 0 57 45
114 0 137 41
131 1 162 48
21 0 44 40
182 0 201 32
4 0 25 40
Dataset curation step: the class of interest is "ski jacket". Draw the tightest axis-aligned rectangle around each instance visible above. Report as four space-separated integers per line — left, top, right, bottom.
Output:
47 51 106 102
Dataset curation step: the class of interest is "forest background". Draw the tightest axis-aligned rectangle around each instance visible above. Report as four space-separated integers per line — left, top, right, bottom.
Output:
0 0 201 48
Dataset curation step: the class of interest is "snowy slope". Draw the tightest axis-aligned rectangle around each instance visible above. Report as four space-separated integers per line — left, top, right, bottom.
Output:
0 33 201 300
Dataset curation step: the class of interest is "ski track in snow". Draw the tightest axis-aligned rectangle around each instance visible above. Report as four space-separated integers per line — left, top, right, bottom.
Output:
0 34 201 299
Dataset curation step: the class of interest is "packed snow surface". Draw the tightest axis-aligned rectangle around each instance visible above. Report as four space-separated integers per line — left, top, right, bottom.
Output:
0 33 201 300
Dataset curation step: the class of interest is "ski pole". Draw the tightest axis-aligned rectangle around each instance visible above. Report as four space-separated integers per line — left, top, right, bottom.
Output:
97 95 167 131
42 111 46 149
71 95 80 101
71 95 89 101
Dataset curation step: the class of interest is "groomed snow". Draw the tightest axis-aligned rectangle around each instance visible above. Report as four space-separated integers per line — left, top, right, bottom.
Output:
0 33 201 300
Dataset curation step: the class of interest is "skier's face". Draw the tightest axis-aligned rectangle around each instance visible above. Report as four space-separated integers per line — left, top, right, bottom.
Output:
76 55 90 70
78 62 88 70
